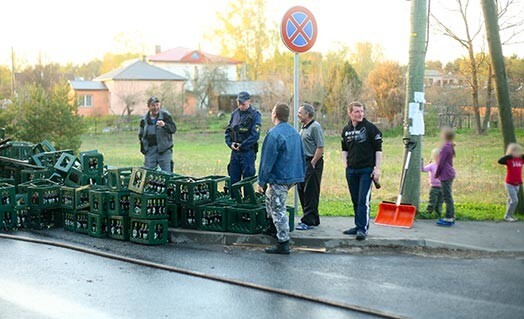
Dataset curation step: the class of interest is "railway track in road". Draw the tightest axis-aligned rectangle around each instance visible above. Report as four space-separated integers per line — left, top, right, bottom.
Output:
0 233 409 319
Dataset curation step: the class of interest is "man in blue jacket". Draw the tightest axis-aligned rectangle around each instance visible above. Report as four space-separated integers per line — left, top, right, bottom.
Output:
225 92 262 185
257 103 305 254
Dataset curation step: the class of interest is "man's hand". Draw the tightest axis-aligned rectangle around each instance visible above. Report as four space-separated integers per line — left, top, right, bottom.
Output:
256 184 265 193
231 143 240 151
372 167 380 182
311 160 316 169
156 120 165 128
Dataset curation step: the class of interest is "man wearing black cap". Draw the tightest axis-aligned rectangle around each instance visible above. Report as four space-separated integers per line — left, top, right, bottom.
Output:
225 92 262 185
138 96 177 172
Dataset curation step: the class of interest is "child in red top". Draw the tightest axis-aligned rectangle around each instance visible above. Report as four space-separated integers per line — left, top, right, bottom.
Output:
498 143 524 222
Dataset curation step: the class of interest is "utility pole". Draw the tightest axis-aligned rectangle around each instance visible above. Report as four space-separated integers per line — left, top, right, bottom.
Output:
402 0 427 210
10 47 15 97
480 0 521 212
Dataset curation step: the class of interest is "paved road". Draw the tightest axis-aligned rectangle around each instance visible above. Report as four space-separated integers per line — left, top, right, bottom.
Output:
1 230 524 319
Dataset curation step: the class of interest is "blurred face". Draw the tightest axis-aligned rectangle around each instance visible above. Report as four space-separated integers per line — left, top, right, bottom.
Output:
349 106 364 123
148 102 160 117
511 149 522 158
297 106 309 124
237 99 250 111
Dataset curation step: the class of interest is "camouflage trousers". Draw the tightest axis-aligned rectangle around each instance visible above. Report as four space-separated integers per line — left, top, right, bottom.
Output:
266 184 293 242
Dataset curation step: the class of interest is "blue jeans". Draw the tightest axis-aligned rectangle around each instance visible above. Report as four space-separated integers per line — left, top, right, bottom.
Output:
346 167 373 233
228 150 256 185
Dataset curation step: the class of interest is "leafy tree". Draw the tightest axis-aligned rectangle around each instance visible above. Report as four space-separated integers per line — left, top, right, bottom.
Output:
0 65 12 98
324 62 362 117
348 42 383 80
4 82 84 152
210 0 273 80
366 61 405 121
145 82 185 115
426 60 444 71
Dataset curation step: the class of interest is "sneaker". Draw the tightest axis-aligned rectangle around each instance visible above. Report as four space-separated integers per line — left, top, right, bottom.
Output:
296 222 314 231
343 227 357 235
505 217 518 222
436 218 454 227
356 230 367 241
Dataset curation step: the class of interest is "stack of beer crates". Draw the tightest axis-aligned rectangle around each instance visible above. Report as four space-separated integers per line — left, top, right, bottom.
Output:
128 168 170 245
194 175 232 232
61 184 90 233
106 167 133 241
25 179 62 230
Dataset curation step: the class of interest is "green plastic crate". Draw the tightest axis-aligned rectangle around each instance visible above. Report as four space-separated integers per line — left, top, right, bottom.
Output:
167 202 181 228
227 205 267 234
200 175 231 202
54 153 81 175
81 175 104 186
198 202 229 232
230 176 265 206
129 193 168 219
29 208 61 230
16 205 29 229
61 185 91 210
31 140 56 154
1 209 16 230
80 150 104 176
180 204 200 229
0 141 34 160
108 215 130 241
175 178 213 205
107 167 132 191
89 188 109 214
64 167 85 188
63 210 76 232
31 151 72 168
88 213 108 238
28 184 61 209
0 183 15 211
20 168 51 183
129 218 168 245
74 211 89 234
166 175 187 201
128 167 171 195
107 191 131 216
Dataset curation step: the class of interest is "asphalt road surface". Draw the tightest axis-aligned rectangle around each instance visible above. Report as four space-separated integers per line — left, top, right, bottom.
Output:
0 231 523 319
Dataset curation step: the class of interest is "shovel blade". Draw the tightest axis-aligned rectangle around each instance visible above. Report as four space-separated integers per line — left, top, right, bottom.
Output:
374 201 416 228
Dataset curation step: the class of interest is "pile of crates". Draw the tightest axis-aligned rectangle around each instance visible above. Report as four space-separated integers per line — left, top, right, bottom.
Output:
0 132 295 244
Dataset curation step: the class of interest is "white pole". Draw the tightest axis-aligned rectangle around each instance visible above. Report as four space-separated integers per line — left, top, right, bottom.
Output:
293 52 299 218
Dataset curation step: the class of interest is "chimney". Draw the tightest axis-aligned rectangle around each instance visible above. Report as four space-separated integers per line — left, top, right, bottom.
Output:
155 45 161 54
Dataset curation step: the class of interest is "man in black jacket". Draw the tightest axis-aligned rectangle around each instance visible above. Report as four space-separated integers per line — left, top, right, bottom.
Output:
138 96 177 172
341 101 382 240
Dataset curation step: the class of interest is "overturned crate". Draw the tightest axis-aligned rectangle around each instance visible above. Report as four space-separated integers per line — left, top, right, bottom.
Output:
128 168 171 195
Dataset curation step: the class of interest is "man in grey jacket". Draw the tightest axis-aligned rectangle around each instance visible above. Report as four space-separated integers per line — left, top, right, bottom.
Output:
138 96 177 172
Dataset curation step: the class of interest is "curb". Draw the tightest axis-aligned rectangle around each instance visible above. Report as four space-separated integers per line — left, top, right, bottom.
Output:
169 228 524 255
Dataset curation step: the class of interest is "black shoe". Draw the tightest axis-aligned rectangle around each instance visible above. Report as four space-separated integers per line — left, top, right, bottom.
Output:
356 230 367 241
343 227 357 235
265 241 290 254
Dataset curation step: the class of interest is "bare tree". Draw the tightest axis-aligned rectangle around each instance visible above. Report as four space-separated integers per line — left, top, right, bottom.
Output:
432 0 523 134
188 65 228 111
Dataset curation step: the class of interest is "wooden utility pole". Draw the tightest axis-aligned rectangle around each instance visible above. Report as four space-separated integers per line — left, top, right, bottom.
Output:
481 0 521 212
402 0 427 209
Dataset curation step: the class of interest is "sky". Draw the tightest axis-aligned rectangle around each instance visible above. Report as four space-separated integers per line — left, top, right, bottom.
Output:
1 0 523 67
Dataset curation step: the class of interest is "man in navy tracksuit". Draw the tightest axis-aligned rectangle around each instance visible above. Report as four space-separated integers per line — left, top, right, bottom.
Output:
225 92 262 185
341 101 382 240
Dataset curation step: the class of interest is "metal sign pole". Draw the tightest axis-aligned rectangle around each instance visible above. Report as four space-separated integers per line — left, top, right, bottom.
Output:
294 52 299 218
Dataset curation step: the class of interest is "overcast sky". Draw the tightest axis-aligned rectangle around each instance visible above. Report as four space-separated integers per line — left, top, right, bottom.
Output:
1 0 523 66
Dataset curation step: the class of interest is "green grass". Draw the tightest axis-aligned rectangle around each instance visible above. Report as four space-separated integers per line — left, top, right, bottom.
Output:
81 127 524 221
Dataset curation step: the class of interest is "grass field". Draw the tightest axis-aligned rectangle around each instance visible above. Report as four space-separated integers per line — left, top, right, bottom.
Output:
81 126 524 221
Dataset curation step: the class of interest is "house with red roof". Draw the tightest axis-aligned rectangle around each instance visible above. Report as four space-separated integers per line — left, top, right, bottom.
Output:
148 47 241 82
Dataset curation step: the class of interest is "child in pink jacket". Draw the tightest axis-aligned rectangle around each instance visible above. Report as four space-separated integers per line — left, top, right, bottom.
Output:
421 148 442 218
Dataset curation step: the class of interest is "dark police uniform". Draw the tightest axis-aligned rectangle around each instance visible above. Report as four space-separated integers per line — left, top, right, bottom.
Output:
225 102 262 185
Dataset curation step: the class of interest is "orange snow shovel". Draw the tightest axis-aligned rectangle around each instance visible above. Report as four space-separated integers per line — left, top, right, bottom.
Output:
375 139 417 228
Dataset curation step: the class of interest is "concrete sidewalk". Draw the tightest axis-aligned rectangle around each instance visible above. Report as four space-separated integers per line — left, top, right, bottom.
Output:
170 217 524 254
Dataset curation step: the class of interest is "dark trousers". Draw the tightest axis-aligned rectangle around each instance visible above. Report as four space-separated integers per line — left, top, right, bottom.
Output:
298 158 323 226
441 179 455 219
427 186 443 216
228 150 256 185
346 167 373 233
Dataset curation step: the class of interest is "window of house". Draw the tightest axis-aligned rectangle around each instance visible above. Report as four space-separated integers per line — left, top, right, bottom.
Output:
78 95 93 107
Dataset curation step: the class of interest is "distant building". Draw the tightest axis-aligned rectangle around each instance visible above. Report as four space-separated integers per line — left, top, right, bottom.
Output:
69 80 110 117
148 47 241 82
93 60 186 116
425 69 461 87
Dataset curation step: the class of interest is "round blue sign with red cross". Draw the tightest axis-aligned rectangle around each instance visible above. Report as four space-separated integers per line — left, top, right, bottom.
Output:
280 6 318 53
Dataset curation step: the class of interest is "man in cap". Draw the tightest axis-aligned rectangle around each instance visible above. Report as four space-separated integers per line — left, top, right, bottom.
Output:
138 96 177 172
225 92 262 185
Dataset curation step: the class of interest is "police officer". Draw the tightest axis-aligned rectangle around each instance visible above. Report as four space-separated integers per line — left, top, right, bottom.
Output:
225 92 262 185
138 96 177 172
